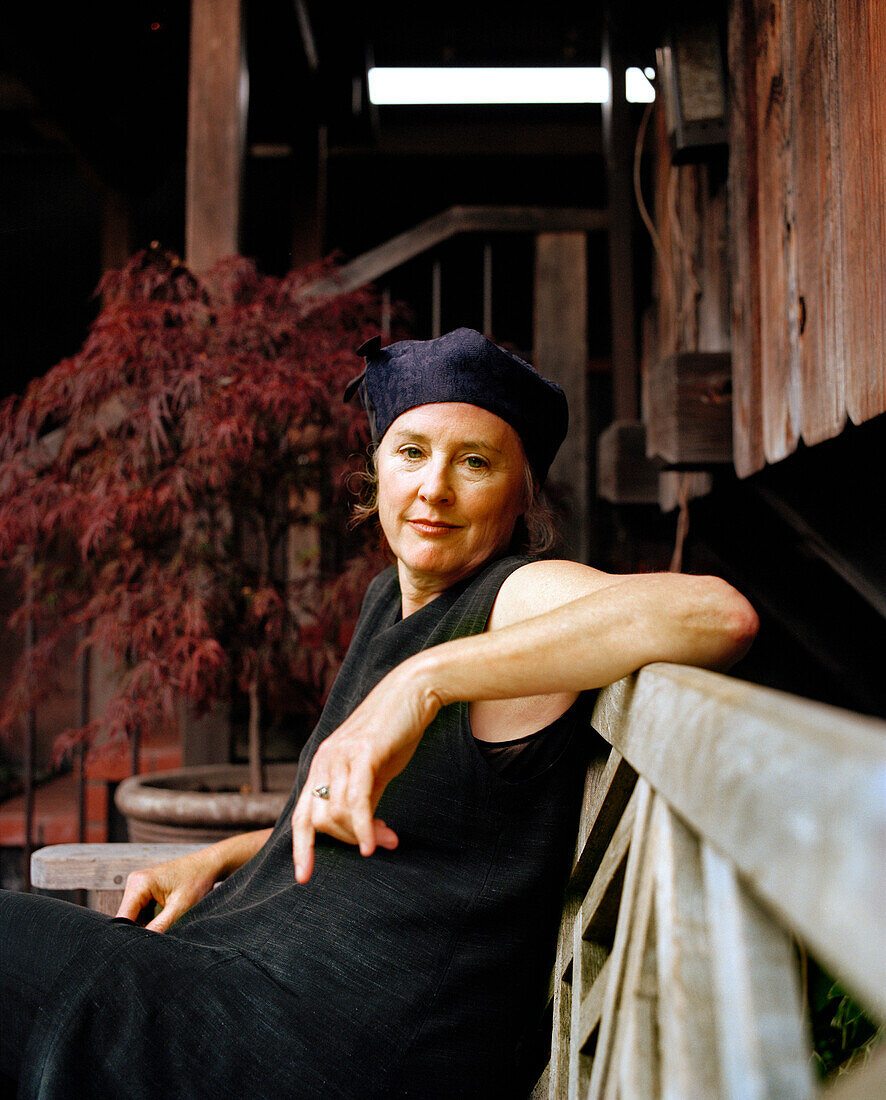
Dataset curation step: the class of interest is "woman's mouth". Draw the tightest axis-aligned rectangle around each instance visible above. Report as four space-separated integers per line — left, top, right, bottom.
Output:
407 519 460 535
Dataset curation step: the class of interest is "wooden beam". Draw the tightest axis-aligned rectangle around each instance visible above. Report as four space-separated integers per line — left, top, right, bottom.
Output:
702 843 814 1098
534 232 589 562
186 0 247 272
302 205 608 300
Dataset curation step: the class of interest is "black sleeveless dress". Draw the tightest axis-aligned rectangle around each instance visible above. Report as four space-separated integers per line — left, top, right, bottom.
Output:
19 555 595 1099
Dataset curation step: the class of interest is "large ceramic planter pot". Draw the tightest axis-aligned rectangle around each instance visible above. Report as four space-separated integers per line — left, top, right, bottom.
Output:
115 763 299 843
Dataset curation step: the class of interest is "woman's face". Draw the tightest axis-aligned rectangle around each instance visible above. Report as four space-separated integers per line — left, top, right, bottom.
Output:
377 403 527 607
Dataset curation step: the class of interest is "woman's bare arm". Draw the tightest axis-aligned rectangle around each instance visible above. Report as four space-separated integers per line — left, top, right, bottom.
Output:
116 828 272 932
291 565 757 881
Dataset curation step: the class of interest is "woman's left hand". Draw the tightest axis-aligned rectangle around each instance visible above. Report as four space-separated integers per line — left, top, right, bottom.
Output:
291 658 440 883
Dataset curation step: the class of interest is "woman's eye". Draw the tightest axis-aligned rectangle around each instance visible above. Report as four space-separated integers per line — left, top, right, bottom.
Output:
465 455 488 469
400 446 423 459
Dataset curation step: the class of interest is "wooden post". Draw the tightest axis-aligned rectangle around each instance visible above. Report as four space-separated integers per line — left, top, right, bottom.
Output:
533 232 588 562
602 19 638 422
186 0 248 272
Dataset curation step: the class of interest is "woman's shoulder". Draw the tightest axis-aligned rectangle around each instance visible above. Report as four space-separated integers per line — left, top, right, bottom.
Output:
487 558 620 631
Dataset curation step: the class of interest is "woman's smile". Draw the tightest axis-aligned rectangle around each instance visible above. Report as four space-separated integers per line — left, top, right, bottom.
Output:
406 517 461 535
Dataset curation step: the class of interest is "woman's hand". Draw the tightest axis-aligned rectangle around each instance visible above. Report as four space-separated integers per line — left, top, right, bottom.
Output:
115 830 271 932
291 660 440 883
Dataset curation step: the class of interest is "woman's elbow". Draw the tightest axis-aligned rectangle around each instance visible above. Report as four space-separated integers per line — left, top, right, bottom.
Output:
704 577 759 667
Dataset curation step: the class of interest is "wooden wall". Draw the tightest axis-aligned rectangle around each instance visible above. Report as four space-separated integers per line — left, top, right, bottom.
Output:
644 0 885 481
728 0 886 476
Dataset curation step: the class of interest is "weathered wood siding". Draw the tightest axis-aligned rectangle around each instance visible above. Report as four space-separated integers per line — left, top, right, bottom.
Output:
728 0 886 475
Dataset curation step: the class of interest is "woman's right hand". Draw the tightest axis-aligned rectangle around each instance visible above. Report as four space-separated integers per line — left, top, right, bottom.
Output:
115 848 220 932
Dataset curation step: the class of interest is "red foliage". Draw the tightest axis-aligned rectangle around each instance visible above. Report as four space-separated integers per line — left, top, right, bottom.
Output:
0 246 388 766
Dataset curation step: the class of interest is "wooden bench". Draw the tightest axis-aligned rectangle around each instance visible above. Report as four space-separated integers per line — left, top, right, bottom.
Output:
32 664 886 1097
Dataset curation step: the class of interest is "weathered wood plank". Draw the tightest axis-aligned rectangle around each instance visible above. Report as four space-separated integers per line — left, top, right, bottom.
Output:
576 950 612 1058
31 843 206 891
594 665 886 1020
578 789 637 946
586 779 652 1100
653 799 719 1099
548 887 581 1099
530 1063 551 1100
702 842 815 1099
836 0 886 427
790 0 846 446
754 0 801 464
651 100 678 360
545 749 629 1098
570 748 637 898
727 0 766 477
569 932 607 1097
607 805 659 1100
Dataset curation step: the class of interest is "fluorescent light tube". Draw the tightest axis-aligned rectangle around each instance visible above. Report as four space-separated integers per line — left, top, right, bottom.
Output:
367 67 610 105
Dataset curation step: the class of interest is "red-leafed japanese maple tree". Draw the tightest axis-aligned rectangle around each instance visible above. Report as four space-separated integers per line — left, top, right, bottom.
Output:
0 246 386 793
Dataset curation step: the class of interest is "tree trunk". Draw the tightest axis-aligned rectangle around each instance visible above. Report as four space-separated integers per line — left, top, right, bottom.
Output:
247 678 264 794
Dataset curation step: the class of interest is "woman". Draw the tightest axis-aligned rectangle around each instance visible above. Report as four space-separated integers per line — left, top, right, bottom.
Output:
1 328 757 1098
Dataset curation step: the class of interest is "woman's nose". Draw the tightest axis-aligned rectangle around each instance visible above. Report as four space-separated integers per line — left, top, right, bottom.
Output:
418 461 452 504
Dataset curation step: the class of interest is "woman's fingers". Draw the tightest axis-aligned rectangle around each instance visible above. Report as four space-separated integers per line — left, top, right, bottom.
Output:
373 818 399 850
144 894 191 933
115 870 160 922
291 792 317 884
291 754 398 880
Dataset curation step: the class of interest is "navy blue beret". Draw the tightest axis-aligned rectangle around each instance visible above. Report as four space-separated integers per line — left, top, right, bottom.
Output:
344 328 568 484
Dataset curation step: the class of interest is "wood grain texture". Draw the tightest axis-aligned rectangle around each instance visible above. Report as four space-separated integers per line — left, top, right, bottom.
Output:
570 748 637 897
836 0 886 426
653 800 719 1099
31 842 206 890
754 0 801 463
791 0 846 445
186 0 246 272
607 809 659 1100
594 664 886 1021
727 0 766 476
702 843 815 1099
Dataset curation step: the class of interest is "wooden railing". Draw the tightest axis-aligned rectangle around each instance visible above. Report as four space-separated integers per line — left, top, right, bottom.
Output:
300 204 607 303
532 664 886 1098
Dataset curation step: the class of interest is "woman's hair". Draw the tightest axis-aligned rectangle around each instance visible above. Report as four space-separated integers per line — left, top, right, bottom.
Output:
349 446 559 556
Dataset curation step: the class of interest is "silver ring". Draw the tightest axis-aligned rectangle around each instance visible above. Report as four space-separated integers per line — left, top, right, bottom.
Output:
312 784 331 800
